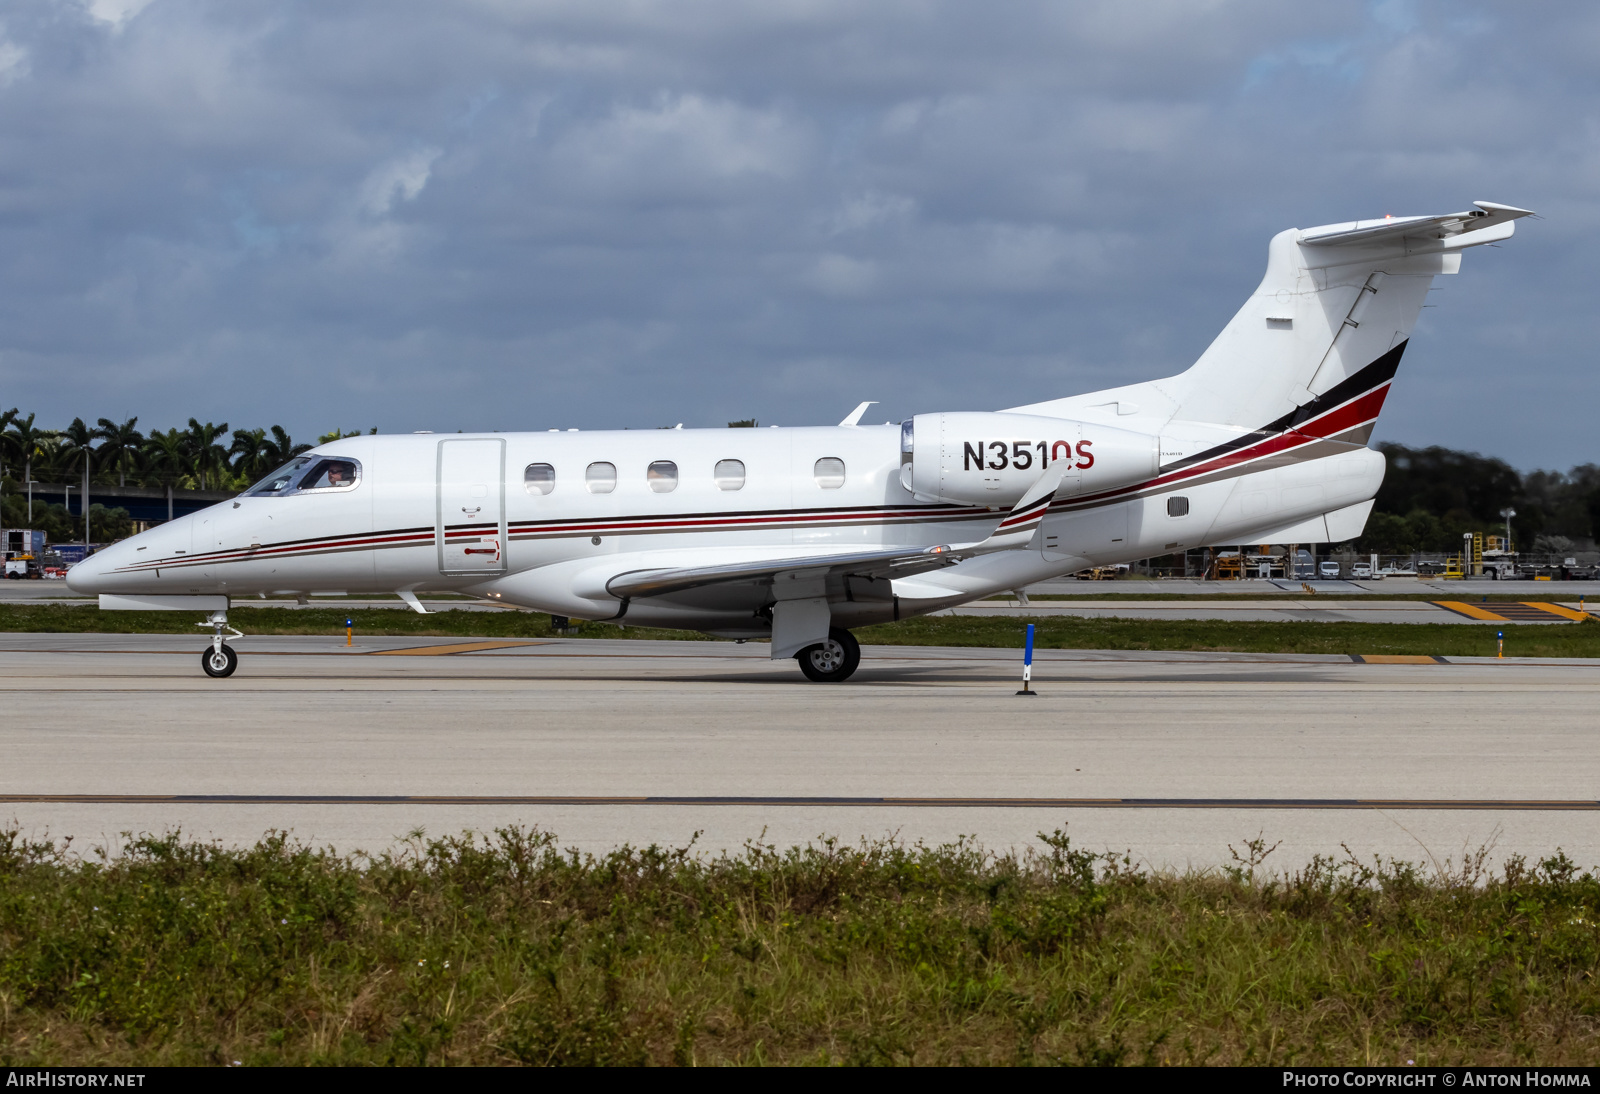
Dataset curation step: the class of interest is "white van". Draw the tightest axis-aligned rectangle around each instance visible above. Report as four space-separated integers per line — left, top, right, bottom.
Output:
1319 561 1342 579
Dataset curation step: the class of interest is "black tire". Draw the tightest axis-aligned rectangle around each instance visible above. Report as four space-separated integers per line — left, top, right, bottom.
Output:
796 627 861 683
201 643 238 678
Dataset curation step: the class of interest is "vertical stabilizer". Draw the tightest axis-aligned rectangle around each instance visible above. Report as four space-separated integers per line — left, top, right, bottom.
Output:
1158 202 1533 433
1006 202 1532 439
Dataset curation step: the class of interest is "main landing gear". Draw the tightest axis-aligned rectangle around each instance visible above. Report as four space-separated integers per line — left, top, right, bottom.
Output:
796 627 861 683
198 609 243 679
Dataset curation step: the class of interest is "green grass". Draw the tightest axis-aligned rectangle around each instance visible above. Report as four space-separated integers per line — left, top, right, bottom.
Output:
3 826 1600 1065
1 604 1597 658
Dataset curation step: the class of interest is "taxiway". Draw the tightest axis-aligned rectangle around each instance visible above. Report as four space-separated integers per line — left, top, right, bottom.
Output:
1 634 1596 874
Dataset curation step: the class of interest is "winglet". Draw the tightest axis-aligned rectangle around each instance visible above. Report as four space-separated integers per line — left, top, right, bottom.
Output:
956 460 1068 555
838 401 877 427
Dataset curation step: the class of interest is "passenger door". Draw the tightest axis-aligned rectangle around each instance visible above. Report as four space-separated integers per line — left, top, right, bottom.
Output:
437 439 507 576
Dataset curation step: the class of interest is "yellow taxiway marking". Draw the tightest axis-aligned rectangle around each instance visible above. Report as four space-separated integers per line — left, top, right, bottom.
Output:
369 641 546 656
1434 600 1507 621
1353 654 1447 665
1434 600 1589 623
1528 602 1591 622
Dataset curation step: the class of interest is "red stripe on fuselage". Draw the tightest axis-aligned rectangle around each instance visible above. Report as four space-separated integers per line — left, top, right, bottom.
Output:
110 381 1392 576
1050 381 1391 513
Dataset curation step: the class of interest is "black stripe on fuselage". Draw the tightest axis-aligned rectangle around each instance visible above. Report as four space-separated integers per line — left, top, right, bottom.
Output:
1158 340 1405 476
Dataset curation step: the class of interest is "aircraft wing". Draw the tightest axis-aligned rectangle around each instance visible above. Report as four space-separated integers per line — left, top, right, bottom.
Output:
605 543 962 600
604 458 1066 603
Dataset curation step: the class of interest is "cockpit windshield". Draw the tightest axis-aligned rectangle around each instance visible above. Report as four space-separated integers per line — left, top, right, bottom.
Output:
242 456 362 498
245 457 313 496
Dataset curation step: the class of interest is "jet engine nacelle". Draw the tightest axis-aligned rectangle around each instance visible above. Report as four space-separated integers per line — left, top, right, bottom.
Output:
899 412 1160 508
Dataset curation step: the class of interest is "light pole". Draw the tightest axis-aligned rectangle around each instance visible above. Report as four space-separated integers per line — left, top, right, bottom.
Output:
1499 507 1516 551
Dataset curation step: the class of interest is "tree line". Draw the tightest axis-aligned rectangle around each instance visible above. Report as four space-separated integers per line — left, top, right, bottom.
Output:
1 410 1594 555
0 410 370 544
1360 444 1600 556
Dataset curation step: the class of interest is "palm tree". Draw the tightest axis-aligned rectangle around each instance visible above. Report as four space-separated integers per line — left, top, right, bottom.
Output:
262 425 313 467
3 413 52 522
58 418 106 542
96 417 144 487
185 419 231 491
142 428 190 523
230 427 269 483
0 408 15 496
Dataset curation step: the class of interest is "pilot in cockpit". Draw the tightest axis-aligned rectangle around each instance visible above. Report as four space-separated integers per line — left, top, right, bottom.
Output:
303 459 358 490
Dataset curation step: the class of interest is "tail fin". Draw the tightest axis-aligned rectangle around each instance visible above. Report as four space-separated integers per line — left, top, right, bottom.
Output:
1008 201 1532 437
1161 201 1533 432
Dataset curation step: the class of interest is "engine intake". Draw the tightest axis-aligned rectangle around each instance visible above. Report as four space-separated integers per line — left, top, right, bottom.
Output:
900 412 1159 508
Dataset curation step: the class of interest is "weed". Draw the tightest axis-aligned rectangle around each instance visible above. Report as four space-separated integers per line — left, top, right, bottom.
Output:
3 826 1600 1064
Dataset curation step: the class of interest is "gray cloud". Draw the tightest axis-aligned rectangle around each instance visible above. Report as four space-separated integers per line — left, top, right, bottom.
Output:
0 0 1592 466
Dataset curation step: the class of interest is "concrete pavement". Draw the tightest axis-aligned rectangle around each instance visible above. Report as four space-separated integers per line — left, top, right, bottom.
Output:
1 634 1598 875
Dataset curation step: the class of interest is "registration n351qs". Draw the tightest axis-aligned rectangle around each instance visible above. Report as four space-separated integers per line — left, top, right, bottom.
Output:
68 201 1533 681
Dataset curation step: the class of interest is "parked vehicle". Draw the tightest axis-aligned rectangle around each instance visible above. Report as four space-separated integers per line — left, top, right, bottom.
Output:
1351 563 1372 579
1293 550 1316 580
1319 561 1342 579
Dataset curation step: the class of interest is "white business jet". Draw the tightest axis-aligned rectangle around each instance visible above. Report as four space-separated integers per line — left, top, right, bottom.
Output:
68 201 1532 681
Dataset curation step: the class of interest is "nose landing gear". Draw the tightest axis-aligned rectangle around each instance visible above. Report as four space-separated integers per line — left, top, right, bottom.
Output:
198 610 243 678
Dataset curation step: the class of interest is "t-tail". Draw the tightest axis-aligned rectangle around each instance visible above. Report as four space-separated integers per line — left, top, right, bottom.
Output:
937 201 1541 551
1015 200 1535 442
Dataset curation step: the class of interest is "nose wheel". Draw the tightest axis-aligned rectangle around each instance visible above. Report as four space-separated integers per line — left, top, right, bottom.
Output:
197 609 243 679
795 627 862 683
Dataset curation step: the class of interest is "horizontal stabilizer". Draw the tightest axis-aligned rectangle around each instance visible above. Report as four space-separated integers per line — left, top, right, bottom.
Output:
1299 201 1533 251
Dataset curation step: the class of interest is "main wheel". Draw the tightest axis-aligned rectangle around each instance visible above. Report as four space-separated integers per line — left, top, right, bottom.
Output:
201 643 238 678
796 627 861 683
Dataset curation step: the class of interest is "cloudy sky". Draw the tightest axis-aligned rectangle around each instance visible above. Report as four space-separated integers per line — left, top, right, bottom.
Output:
0 0 1594 468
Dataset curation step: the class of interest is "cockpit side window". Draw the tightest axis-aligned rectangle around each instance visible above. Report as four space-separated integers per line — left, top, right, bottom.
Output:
298 458 362 492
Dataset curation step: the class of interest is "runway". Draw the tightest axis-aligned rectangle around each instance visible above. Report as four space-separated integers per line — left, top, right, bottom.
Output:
2 633 1598 874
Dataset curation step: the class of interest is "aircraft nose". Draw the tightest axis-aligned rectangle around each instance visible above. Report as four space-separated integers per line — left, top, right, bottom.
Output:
64 548 114 594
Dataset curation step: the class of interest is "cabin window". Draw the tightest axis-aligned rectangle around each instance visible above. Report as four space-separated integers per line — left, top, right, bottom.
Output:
1167 496 1189 517
814 457 846 489
586 462 617 494
648 460 678 493
714 459 745 490
524 463 555 496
